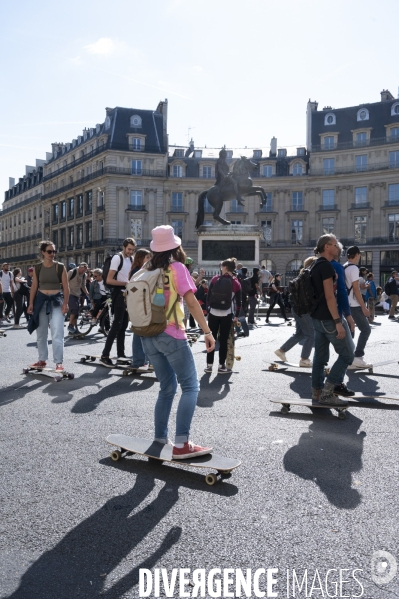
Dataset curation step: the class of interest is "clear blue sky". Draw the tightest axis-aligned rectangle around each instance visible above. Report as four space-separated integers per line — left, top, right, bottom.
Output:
1 0 398 202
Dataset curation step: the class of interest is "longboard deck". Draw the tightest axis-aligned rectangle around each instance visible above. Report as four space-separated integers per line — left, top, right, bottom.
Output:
267 361 312 371
23 367 74 382
79 354 155 376
271 396 399 420
347 360 399 374
106 434 241 486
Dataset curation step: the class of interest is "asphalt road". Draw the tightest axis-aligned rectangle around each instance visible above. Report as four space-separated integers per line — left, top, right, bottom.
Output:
1 315 399 599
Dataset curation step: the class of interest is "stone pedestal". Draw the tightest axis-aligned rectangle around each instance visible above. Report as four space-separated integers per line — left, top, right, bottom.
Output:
196 225 262 269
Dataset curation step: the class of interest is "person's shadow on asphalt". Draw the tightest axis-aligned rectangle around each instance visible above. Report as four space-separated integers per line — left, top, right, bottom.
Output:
5 460 238 599
283 413 365 509
196 372 233 408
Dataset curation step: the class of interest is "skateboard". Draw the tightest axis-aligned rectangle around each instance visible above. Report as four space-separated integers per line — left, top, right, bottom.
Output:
271 395 399 420
106 434 241 486
236 316 249 337
0 330 7 337
67 330 90 340
226 323 242 370
22 366 75 382
267 360 312 372
78 354 155 376
346 360 399 374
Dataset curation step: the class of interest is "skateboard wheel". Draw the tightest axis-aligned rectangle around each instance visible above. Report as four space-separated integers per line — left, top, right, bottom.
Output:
281 406 289 415
205 473 218 486
54 376 62 382
80 357 86 363
23 368 29 374
338 412 346 420
235 356 241 361
90 357 96 362
123 370 128 376
110 450 122 461
369 368 373 374
68 373 75 380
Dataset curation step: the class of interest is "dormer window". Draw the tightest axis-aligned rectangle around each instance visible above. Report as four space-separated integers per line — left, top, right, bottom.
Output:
253 149 262 158
278 149 287 157
357 108 369 122
226 151 233 159
194 150 202 158
174 149 184 158
105 116 111 129
130 115 142 128
391 102 399 116
324 113 336 126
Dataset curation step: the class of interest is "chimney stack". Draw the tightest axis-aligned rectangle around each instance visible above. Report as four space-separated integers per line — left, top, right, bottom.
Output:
270 137 277 156
381 89 394 102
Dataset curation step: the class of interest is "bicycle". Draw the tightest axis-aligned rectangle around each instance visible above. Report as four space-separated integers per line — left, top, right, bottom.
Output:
75 296 114 337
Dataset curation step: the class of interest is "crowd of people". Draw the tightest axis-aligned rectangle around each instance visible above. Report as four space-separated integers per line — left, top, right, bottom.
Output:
1 229 399 456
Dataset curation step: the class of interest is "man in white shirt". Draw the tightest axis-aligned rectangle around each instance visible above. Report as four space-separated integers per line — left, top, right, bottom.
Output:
0 263 15 322
343 246 371 369
259 265 272 303
100 238 136 367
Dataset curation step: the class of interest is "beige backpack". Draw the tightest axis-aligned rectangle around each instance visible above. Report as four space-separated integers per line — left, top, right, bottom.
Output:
125 267 179 337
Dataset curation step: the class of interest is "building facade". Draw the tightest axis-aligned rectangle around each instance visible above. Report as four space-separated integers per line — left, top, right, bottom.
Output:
1 90 398 284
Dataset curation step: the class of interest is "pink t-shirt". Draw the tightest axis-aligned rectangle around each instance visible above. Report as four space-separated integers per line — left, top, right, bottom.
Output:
163 262 196 339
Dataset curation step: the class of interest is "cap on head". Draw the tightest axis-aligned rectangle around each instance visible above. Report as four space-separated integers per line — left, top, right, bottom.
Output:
347 245 360 258
28 267 34 271
150 225 181 253
68 262 76 269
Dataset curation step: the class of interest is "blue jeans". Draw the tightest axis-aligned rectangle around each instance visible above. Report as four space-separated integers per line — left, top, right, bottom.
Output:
280 309 314 359
36 302 65 364
350 306 371 357
142 333 200 444
311 318 354 390
131 333 149 368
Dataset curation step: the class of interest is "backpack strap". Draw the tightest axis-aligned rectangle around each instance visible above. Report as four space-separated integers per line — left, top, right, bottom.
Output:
35 262 63 285
343 263 356 295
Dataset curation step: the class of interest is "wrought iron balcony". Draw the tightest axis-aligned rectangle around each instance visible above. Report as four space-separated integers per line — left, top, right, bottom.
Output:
318 204 339 211
350 202 371 210
126 204 146 211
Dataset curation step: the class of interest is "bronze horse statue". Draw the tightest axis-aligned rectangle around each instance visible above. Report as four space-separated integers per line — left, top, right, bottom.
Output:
195 156 268 228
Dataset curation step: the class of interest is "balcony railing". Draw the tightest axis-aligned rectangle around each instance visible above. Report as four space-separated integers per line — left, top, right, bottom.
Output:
97 205 105 212
126 204 146 211
350 202 371 210
289 205 304 211
84 241 92 248
0 193 42 216
310 161 399 177
318 204 339 211
312 135 399 152
76 243 83 249
383 199 399 207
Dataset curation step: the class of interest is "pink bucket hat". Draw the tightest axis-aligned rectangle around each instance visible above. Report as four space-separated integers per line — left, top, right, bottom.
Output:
150 225 181 252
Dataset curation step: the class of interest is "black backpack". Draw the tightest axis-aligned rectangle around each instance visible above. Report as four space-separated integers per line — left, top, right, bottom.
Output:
240 276 253 296
102 253 132 288
208 276 233 310
384 278 397 296
288 261 321 317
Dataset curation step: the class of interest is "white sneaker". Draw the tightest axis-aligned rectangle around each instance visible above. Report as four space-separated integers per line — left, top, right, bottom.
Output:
348 357 372 370
299 358 313 368
274 349 287 362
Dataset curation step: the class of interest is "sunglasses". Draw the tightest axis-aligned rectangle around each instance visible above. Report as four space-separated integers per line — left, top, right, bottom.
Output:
45 249 56 254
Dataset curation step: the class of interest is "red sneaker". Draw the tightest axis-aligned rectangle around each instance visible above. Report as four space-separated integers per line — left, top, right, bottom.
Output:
55 363 64 372
172 441 213 460
30 360 46 369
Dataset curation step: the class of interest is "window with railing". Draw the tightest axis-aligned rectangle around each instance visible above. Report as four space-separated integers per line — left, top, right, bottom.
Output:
98 219 104 241
172 164 183 178
52 204 58 223
388 214 399 242
292 191 303 211
132 160 142 175
132 138 141 151
76 224 83 246
324 136 335 150
355 187 367 206
171 192 183 212
77 194 83 216
389 151 399 169
261 220 272 246
260 192 272 212
355 155 368 172
68 226 74 247
97 252 105 268
204 197 213 213
86 221 92 243
85 190 92 214
171 219 183 238
230 199 243 212
68 197 74 218
322 189 335 208
390 127 399 141
388 184 399 206
356 132 367 146
322 217 334 234
53 230 58 248
323 158 335 175
130 190 143 209
354 216 367 244
202 166 212 178
60 201 66 221
292 163 303 176
262 164 273 177
291 220 303 245
60 228 66 249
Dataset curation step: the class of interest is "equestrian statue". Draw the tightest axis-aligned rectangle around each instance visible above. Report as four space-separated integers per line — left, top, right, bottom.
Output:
195 148 268 228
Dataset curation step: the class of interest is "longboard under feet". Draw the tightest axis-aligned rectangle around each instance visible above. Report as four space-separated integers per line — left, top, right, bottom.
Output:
271 395 399 420
106 434 241 486
78 354 155 376
23 366 74 382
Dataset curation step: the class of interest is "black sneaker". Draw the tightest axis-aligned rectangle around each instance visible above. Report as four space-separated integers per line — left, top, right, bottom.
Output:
100 356 114 368
334 383 355 397
318 393 348 406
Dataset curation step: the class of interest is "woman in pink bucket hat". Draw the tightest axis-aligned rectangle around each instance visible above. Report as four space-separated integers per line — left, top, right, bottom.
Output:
141 225 215 459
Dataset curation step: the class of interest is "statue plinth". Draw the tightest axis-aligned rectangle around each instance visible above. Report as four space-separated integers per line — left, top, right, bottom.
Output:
196 225 262 266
